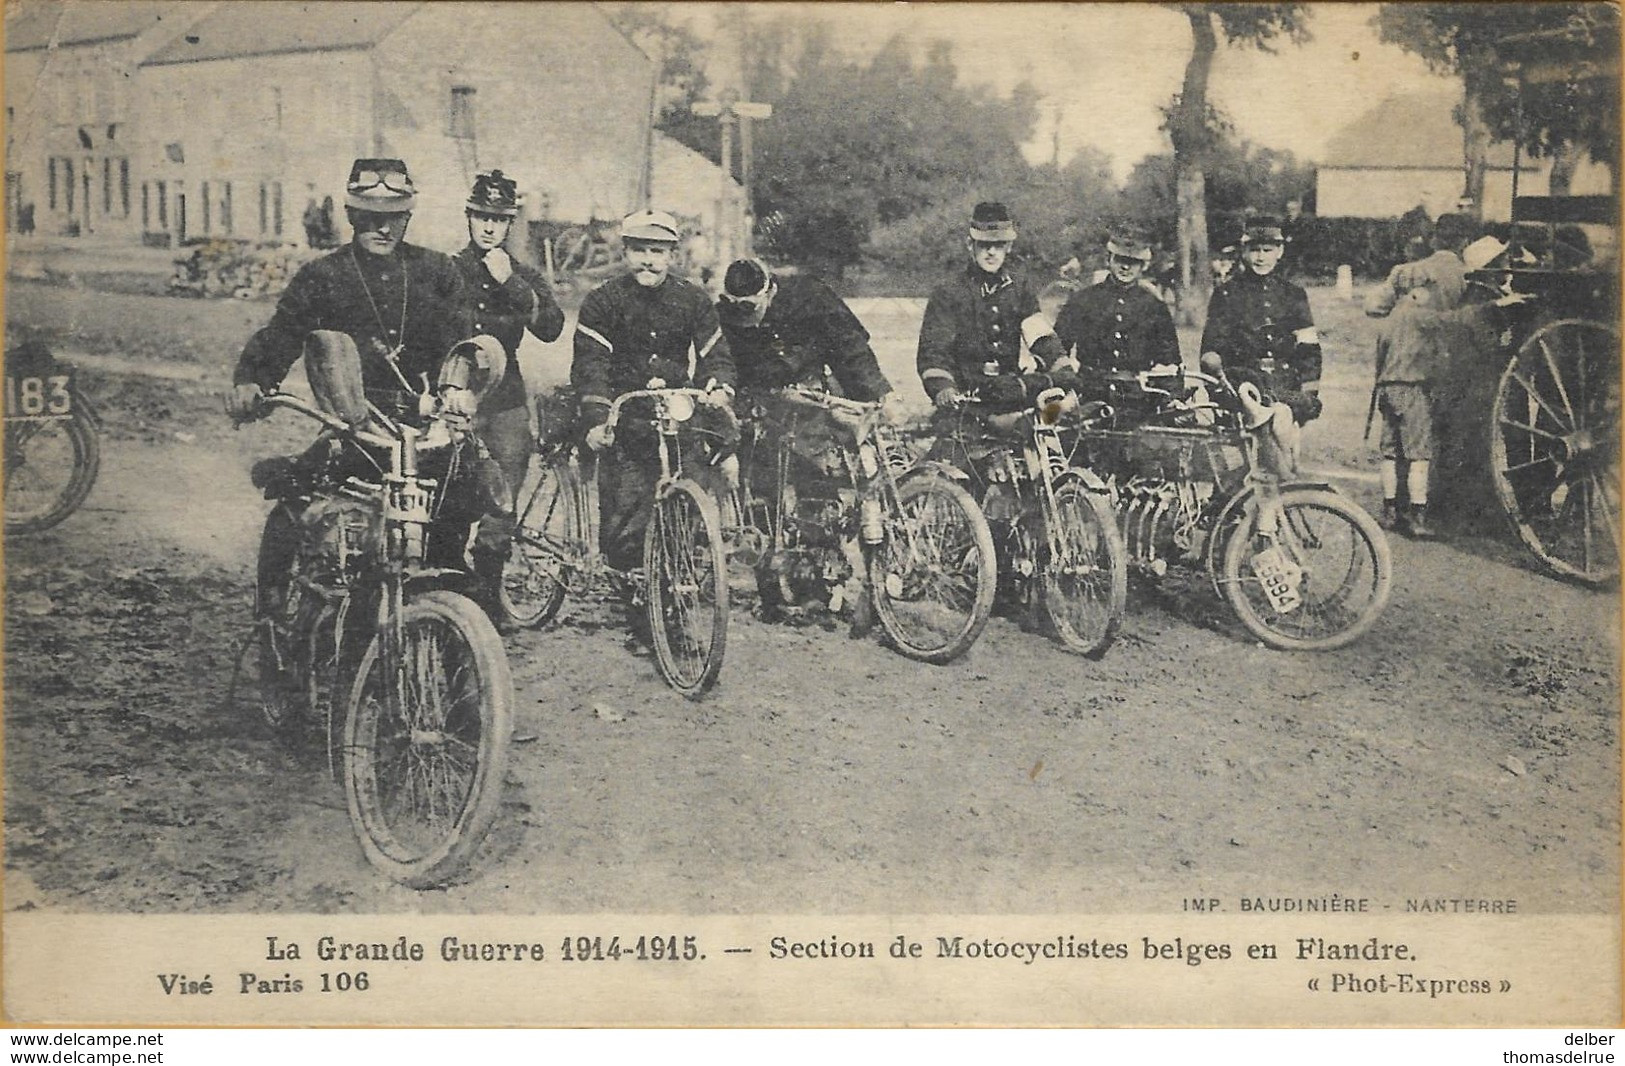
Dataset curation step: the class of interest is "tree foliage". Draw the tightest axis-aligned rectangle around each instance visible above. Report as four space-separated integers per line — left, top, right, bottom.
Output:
1375 3 1620 167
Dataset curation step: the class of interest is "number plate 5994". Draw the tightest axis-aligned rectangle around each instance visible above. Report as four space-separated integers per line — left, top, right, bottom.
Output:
1250 545 1302 613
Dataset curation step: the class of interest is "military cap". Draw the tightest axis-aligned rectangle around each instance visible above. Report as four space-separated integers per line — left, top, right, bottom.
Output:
345 158 415 213
467 170 519 217
969 201 1017 243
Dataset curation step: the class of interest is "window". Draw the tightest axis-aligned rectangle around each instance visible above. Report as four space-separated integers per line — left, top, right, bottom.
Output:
221 181 232 234
64 159 74 214
259 183 268 234
47 158 57 210
266 86 283 129
272 182 283 236
157 180 167 227
201 181 210 233
448 85 476 140
103 158 112 214
142 182 149 228
119 159 129 217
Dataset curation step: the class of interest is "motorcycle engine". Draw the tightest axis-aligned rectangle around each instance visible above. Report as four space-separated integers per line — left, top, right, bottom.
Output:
298 496 380 584
1111 476 1214 574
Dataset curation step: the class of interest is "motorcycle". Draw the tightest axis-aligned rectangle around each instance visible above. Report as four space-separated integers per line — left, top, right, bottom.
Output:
1074 354 1393 651
237 333 514 888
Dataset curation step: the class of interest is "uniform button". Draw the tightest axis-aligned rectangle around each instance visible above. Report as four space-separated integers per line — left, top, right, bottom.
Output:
387 328 398 337
380 273 390 281
1114 332 1123 340
991 323 1001 332
477 302 486 310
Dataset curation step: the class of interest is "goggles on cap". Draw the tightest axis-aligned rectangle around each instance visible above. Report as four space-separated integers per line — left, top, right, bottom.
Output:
349 169 413 193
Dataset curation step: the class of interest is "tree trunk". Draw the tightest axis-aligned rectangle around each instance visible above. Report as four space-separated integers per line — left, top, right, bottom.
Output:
1171 7 1218 326
1461 89 1489 219
1548 140 1583 196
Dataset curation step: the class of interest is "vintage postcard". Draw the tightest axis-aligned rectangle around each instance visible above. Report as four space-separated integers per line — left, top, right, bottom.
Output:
2 0 1619 1029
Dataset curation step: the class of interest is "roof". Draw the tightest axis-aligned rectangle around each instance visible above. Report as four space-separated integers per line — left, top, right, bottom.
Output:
5 0 177 52
1320 90 1521 170
141 0 420 65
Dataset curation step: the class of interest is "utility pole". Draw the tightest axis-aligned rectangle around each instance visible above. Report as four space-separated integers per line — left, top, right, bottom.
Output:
692 90 772 269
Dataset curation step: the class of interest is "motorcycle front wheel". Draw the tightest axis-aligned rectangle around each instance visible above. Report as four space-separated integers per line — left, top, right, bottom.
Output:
869 474 996 664
3 405 99 534
1040 476 1128 658
1219 487 1392 651
343 590 513 888
644 478 728 699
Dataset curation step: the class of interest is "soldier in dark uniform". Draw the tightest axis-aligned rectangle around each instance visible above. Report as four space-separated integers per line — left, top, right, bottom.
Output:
451 169 566 609
1054 225 1181 387
1200 214 1323 426
228 158 480 595
573 209 736 583
716 257 899 615
916 202 1070 471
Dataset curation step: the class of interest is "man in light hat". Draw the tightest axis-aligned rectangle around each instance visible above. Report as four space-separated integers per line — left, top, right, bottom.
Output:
916 201 1069 419
451 169 566 612
1054 224 1181 385
1200 212 1324 427
572 208 736 632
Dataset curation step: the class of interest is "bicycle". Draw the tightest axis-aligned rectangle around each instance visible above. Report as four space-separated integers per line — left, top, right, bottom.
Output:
938 386 1129 658
718 385 998 664
498 387 731 698
242 347 513 889
1075 356 1393 650
4 343 100 534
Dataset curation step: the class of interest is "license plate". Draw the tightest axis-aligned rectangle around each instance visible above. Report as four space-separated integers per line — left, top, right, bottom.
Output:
1250 544 1302 613
4 371 74 420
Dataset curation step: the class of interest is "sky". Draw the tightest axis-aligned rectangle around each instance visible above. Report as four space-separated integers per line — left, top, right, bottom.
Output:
674 2 1461 180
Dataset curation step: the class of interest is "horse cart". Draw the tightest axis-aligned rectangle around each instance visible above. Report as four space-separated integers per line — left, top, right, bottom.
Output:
1466 192 1619 587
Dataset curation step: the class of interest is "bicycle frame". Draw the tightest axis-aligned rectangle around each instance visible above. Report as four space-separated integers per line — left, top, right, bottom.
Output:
516 387 724 586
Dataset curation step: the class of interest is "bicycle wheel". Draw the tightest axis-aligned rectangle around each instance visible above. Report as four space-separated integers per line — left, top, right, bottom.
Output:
1489 318 1620 586
869 474 996 663
644 478 728 698
3 405 99 534
497 451 573 628
343 590 513 888
1220 488 1392 651
1040 477 1128 658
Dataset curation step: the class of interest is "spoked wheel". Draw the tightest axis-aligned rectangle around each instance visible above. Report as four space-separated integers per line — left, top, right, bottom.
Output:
497 453 573 628
1039 477 1128 658
254 504 304 733
343 590 513 888
3 406 99 534
1220 488 1392 651
869 474 996 663
644 478 728 698
1489 318 1620 586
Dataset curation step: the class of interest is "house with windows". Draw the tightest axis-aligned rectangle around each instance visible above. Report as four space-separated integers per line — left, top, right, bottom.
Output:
1315 88 1611 220
4 1 195 240
6 0 656 251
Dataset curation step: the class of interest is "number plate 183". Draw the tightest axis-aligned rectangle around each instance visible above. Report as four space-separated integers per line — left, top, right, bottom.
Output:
5 373 74 420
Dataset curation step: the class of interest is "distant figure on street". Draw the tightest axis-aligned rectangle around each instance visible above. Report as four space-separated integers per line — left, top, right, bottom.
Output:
301 197 323 248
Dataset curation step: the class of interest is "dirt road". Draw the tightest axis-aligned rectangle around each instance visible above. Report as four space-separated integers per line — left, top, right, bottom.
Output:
3 279 1618 916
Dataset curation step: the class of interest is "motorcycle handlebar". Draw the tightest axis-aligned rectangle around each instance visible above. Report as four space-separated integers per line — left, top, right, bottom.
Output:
261 392 395 450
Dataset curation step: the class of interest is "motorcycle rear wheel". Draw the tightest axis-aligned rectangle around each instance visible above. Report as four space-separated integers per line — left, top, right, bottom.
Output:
497 451 573 628
343 590 513 888
3 404 99 534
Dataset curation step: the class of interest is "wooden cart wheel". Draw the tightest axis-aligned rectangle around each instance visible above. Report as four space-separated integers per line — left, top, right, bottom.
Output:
1489 317 1620 586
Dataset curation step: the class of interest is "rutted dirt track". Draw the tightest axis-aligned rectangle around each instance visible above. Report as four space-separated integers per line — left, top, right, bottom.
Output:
3 278 1619 915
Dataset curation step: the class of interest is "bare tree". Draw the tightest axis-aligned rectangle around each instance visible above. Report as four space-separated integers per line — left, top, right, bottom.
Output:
1165 3 1310 324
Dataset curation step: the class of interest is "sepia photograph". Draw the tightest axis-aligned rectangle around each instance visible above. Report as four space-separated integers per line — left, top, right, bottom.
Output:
1 0 1619 1029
